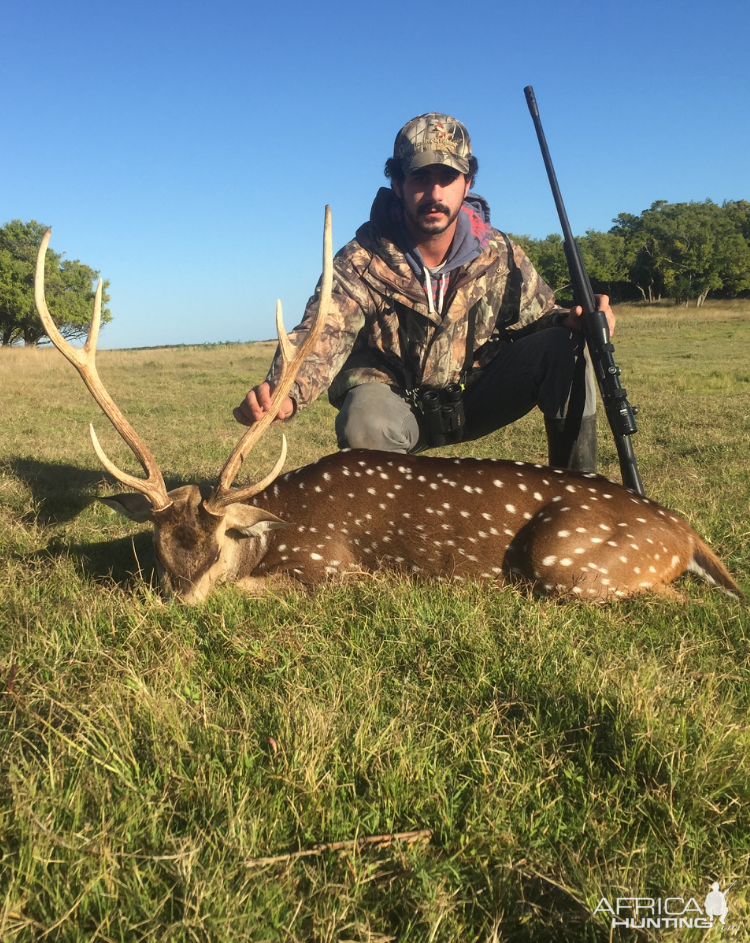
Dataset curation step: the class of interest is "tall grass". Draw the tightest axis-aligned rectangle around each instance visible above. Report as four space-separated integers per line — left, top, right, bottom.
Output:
1 302 749 941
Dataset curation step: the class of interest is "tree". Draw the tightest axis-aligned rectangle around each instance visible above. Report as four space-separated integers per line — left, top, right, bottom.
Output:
510 233 571 298
578 230 628 297
610 204 668 303
0 220 111 346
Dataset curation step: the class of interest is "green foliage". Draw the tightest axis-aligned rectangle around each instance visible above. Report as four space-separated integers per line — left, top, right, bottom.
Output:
509 232 571 296
579 230 628 288
611 200 750 306
0 219 111 346
513 200 750 307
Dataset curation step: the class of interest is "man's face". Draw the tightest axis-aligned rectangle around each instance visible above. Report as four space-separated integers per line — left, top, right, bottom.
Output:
394 165 471 238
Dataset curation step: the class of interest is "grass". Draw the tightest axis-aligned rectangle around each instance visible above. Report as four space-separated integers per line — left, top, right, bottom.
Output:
1 300 749 941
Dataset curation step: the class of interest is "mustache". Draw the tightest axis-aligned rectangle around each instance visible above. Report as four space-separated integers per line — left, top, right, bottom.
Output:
418 202 450 216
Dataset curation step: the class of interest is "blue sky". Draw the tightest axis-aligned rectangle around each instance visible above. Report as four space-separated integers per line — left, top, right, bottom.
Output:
3 0 748 349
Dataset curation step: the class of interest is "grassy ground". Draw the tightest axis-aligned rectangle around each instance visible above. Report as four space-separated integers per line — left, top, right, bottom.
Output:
1 301 749 941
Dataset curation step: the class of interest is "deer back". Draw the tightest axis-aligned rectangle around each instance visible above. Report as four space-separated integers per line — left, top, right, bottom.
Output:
245 450 742 601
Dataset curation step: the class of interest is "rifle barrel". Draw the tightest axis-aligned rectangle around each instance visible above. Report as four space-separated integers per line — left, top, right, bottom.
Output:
524 85 644 495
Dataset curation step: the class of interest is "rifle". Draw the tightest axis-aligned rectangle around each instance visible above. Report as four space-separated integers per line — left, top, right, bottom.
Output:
524 85 644 495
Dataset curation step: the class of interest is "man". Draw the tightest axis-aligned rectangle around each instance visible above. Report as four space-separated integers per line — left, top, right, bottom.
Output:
235 113 614 470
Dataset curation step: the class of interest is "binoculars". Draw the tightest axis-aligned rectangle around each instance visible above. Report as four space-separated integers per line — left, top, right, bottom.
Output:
420 383 466 448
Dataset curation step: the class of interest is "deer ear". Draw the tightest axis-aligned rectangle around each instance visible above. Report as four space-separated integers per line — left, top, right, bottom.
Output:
224 504 289 538
99 493 155 523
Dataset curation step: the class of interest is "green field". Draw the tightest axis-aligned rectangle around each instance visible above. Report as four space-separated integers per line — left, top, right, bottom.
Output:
1 302 749 941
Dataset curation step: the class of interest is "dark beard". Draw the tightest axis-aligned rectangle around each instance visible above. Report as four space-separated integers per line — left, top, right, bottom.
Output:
403 200 462 236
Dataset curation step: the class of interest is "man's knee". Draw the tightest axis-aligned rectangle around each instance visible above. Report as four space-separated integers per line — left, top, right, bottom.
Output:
335 383 421 453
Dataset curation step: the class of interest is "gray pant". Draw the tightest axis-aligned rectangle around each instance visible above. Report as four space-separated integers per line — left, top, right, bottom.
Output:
335 326 596 454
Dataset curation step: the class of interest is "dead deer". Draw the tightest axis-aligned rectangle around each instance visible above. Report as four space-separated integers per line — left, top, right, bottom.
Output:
35 210 743 605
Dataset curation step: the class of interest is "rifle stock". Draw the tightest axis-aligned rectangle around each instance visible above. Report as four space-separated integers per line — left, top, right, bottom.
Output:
524 85 644 495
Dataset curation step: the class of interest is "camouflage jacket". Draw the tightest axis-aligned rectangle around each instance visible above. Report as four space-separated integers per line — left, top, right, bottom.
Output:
266 192 567 412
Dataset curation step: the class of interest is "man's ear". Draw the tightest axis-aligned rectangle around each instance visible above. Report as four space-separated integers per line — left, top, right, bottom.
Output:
224 503 289 538
99 494 154 523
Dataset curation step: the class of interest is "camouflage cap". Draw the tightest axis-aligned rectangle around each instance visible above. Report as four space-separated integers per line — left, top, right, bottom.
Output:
393 113 472 176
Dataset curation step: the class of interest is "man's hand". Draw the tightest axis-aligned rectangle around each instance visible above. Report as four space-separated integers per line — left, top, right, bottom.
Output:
562 294 616 337
233 381 294 427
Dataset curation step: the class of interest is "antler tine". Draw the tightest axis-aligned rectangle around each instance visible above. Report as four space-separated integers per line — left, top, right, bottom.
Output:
35 228 172 511
207 206 332 510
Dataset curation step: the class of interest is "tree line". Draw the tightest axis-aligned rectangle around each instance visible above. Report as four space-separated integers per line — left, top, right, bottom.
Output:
511 199 750 307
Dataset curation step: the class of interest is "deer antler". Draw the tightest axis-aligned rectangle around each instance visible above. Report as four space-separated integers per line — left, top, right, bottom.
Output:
205 205 332 511
34 229 172 511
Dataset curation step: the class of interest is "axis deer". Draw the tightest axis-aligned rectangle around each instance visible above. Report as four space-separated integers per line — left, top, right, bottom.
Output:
35 211 743 605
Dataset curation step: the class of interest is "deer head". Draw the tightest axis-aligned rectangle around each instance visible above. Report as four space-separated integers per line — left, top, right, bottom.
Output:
34 209 331 604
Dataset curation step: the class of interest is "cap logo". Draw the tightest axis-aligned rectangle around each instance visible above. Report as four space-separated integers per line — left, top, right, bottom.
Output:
416 121 459 153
